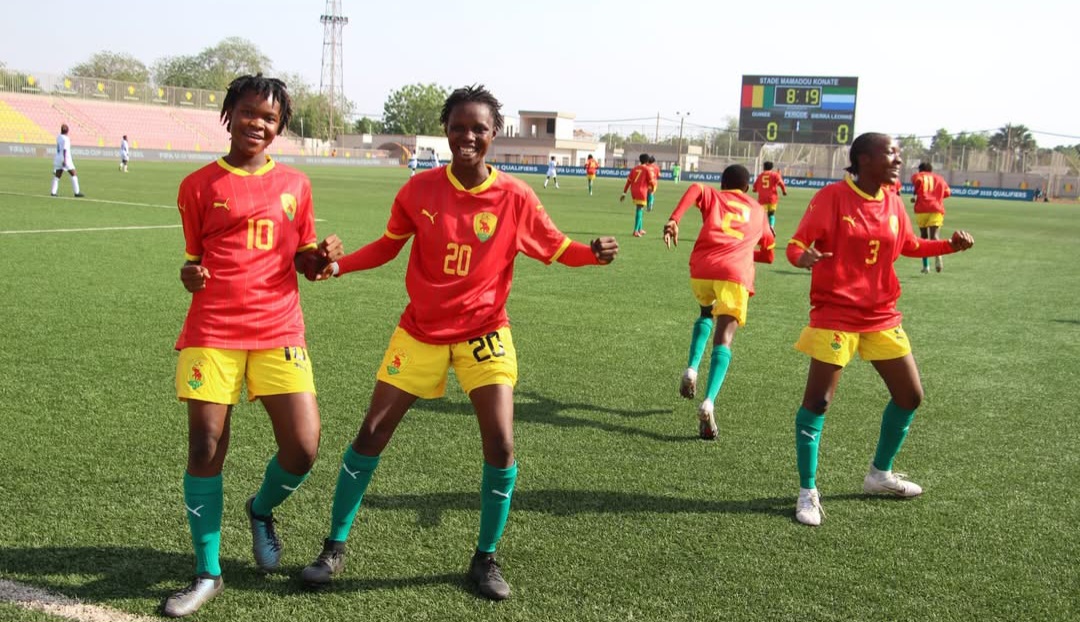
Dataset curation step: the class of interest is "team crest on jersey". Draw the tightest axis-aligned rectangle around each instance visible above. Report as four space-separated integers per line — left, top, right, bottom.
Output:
187 360 206 390
386 349 409 375
280 193 297 221
473 212 497 242
889 215 899 236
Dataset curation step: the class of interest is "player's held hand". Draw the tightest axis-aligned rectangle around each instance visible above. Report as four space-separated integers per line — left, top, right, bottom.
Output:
796 247 832 270
949 230 975 251
663 219 679 249
320 234 344 262
591 237 619 264
180 263 210 293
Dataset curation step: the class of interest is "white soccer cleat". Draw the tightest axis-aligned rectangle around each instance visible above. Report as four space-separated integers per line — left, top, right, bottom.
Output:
935 257 943 273
679 368 698 399
795 487 824 526
697 399 717 440
863 465 923 497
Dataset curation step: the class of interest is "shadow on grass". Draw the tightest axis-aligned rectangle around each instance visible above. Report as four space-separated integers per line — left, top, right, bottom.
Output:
0 546 466 603
365 488 797 527
414 390 689 443
1050 319 1080 325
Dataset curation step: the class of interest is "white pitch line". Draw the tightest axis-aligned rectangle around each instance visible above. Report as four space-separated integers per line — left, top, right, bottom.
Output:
1 225 182 235
0 190 174 209
0 578 160 622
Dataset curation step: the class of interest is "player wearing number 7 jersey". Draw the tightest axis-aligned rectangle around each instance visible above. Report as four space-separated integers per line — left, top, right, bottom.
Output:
786 133 974 528
303 85 619 601
663 165 775 440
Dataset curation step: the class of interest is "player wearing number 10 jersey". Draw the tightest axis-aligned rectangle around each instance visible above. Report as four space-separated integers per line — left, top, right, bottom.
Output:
786 133 974 528
663 165 775 440
302 85 619 601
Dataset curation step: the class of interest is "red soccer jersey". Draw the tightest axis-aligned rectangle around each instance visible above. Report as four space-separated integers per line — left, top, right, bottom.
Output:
753 170 787 205
175 158 318 350
649 163 661 188
384 166 573 344
788 177 952 332
584 160 599 176
911 171 951 214
623 164 656 204
669 184 775 292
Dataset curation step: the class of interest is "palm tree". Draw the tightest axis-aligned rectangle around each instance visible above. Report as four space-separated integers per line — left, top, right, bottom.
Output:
989 124 1036 172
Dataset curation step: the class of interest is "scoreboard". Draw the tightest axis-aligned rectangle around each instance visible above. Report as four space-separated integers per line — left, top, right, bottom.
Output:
738 75 858 145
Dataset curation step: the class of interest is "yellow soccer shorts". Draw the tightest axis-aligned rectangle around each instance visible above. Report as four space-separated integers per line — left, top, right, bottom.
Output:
915 213 944 228
586 174 596 180
690 278 750 325
376 326 518 399
176 346 315 404
794 325 912 367
762 202 778 214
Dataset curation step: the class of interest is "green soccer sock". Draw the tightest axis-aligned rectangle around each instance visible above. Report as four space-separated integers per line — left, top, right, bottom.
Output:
872 400 917 471
768 213 776 228
647 192 655 210
687 317 714 370
795 407 825 489
922 257 929 270
251 454 309 516
588 180 593 194
634 207 644 232
328 447 381 543
703 344 733 402
477 461 518 554
184 472 223 576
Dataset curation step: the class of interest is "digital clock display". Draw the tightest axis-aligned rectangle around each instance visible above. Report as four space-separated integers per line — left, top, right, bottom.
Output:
739 75 858 145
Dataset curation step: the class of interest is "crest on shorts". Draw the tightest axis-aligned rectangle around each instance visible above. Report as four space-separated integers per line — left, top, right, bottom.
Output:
187 360 206 390
386 349 409 375
473 212 497 242
831 332 843 351
889 214 899 236
281 193 297 221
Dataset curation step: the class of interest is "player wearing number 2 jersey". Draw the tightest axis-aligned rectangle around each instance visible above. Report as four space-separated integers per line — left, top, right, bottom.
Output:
302 85 619 601
664 166 775 440
786 133 974 528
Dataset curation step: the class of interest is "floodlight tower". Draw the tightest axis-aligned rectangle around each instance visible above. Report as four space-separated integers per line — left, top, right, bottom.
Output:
319 0 348 143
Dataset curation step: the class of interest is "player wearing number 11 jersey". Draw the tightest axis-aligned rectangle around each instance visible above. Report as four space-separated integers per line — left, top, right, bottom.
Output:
663 165 775 440
302 85 619 601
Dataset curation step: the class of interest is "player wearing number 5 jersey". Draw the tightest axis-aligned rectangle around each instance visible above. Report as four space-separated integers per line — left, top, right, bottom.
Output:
786 133 974 528
752 161 786 229
302 85 619 601
664 166 775 440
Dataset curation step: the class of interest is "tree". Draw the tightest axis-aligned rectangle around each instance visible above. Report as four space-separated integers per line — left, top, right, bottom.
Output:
600 132 624 149
152 37 270 90
989 124 1036 172
929 128 953 164
897 134 926 165
354 116 384 134
68 51 149 82
628 130 650 144
382 83 449 135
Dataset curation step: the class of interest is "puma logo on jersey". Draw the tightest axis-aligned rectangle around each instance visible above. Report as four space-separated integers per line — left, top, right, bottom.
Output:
421 209 438 224
842 215 856 228
212 198 231 210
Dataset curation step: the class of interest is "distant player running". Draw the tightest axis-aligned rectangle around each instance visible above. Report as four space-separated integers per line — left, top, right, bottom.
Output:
911 162 952 273
787 133 974 527
664 166 775 439
753 161 786 229
584 154 599 195
544 155 560 188
621 153 656 237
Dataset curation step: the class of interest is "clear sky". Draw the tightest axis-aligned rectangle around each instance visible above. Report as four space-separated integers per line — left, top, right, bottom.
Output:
2 0 1075 147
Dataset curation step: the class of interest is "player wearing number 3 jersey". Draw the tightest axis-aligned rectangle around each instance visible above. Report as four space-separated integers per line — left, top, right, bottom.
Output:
303 85 619 601
786 133 974 528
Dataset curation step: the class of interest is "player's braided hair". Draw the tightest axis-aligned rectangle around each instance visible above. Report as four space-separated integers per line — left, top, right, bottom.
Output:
220 74 292 132
845 132 890 175
441 84 504 134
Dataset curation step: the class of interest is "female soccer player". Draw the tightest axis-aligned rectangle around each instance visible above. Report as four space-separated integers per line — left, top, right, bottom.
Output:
911 162 952 273
786 133 974 527
163 74 343 617
302 85 618 600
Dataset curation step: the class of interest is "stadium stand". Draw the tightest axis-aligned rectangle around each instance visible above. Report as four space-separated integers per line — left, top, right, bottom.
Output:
0 91 303 154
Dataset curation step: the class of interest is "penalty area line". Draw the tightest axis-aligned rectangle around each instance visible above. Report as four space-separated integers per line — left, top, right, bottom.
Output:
0 190 174 210
0 578 160 622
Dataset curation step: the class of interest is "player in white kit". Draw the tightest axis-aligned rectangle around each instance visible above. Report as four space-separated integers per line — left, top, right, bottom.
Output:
51 124 84 197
